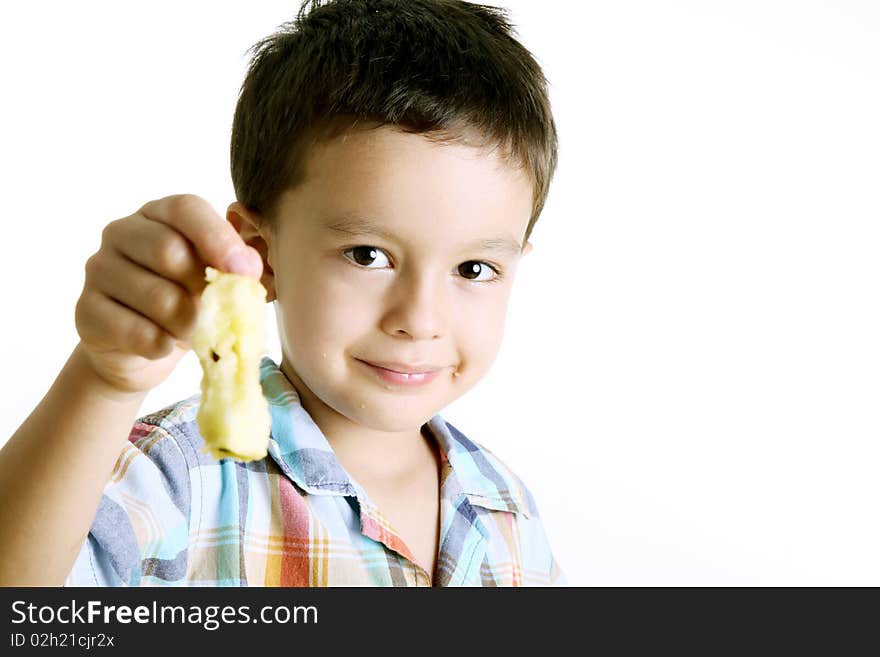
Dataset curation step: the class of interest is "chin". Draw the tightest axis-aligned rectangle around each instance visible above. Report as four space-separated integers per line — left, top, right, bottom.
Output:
347 400 438 433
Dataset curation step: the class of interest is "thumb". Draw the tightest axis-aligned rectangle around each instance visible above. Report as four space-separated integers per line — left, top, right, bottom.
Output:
224 244 264 280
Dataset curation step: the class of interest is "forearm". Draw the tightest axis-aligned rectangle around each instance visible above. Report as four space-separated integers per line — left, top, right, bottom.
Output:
0 343 147 585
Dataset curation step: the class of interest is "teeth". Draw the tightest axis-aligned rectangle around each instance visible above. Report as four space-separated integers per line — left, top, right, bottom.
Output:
365 361 432 379
387 368 424 377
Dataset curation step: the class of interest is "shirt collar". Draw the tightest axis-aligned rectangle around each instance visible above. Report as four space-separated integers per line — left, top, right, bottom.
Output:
258 357 531 517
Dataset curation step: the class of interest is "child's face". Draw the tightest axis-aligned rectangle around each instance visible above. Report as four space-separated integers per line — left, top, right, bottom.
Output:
237 126 533 435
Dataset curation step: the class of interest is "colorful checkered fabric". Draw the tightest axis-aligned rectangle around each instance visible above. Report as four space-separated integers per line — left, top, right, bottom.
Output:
65 358 566 586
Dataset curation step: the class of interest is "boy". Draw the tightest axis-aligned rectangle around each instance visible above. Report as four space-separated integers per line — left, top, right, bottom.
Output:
0 0 564 586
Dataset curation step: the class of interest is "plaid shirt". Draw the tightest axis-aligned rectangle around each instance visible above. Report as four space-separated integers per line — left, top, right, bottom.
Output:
66 358 566 586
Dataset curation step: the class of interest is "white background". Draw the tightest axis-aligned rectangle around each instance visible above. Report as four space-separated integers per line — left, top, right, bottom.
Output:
1 1 878 586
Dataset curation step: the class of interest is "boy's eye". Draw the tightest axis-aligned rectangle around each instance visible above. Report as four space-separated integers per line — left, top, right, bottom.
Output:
343 245 391 268
457 261 498 282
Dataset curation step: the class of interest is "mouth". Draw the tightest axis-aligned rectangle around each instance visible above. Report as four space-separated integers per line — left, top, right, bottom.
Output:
355 359 443 387
358 359 441 375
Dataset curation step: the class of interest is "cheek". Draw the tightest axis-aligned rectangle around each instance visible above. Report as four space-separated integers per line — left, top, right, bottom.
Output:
275 262 376 351
456 294 510 364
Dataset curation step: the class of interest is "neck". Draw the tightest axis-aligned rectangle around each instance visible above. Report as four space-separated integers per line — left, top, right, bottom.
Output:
280 359 438 483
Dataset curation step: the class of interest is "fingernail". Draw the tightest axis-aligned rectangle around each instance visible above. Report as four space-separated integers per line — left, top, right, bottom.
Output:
224 248 251 275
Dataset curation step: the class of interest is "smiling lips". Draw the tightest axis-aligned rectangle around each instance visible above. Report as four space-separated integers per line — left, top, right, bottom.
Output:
357 359 443 387
360 359 440 374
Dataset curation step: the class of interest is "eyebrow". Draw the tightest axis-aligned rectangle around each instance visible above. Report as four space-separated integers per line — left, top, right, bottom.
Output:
322 215 523 257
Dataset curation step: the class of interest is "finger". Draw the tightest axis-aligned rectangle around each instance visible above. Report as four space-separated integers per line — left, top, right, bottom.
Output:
102 213 206 296
86 249 200 343
76 289 176 361
139 194 263 279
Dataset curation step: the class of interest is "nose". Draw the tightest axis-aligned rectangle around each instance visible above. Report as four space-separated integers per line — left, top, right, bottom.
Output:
380 269 448 340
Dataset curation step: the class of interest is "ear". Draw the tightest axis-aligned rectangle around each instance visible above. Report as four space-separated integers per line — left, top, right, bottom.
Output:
226 201 276 302
521 241 534 257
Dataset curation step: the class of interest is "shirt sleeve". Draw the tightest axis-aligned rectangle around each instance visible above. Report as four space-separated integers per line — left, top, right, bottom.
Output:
65 422 192 586
510 500 567 587
531 521 568 587
548 554 568 586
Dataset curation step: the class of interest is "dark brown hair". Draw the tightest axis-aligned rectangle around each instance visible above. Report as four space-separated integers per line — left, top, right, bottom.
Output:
230 0 557 242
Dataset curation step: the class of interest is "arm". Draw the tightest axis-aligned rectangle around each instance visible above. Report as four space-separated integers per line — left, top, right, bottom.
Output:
0 194 262 586
0 343 146 585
